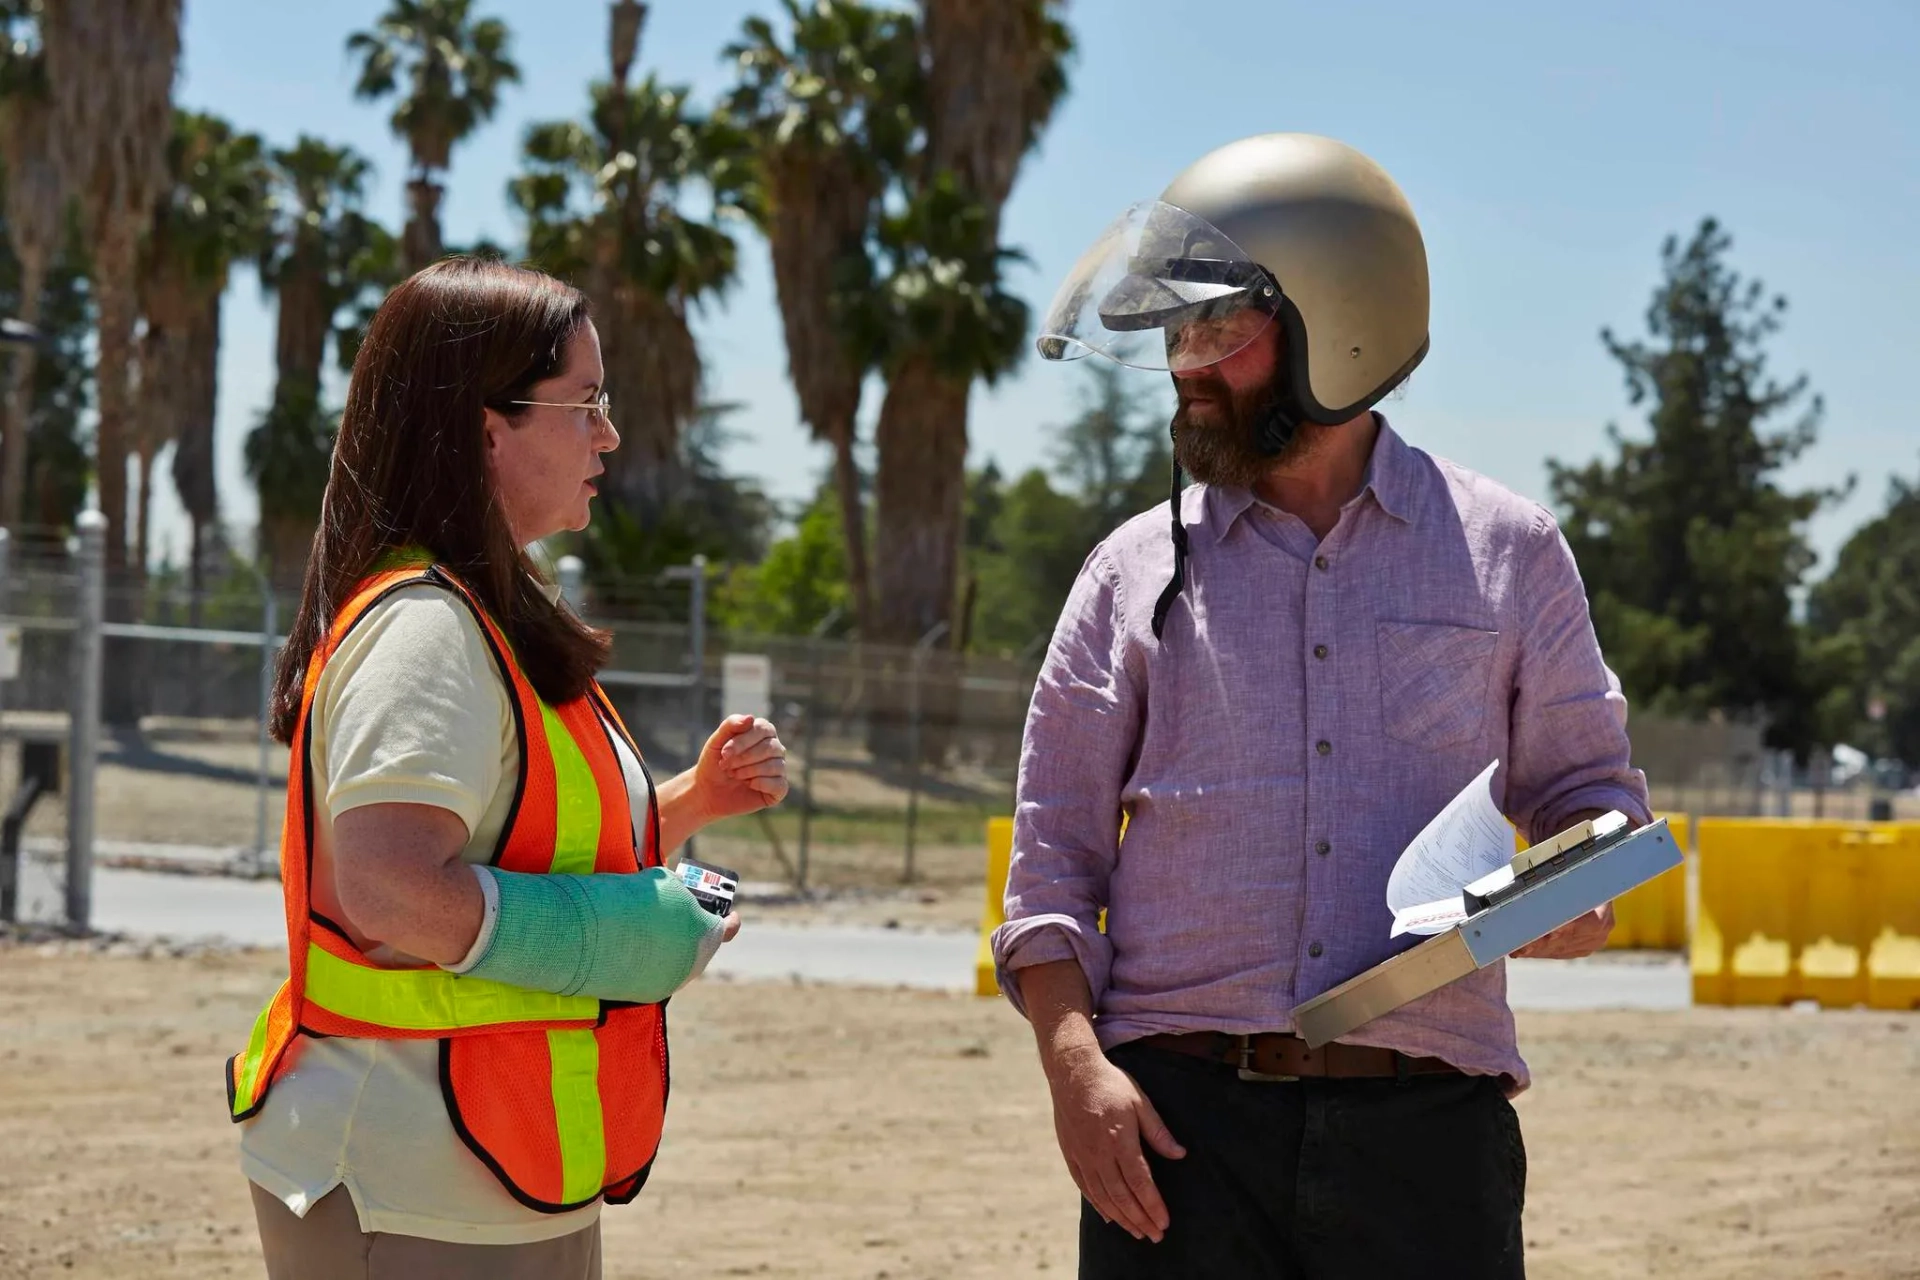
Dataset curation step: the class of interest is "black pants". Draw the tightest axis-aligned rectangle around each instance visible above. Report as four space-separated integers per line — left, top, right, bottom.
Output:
1079 1041 1527 1280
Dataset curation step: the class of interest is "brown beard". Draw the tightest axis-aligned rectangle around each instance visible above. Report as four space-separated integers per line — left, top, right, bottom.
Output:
1170 370 1307 488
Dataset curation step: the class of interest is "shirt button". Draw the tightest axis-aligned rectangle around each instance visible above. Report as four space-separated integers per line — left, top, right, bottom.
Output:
1316 840 1331 856
1316 739 1332 756
1313 644 1329 660
1314 555 1330 571
1309 941 1325 958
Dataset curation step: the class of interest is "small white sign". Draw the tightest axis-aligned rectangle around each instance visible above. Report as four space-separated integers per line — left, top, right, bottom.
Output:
721 653 772 723
0 625 20 681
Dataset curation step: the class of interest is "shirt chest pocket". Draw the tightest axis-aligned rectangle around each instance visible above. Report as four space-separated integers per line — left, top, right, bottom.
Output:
1376 621 1500 750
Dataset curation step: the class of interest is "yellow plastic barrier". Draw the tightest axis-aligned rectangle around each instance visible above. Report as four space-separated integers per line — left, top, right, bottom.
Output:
1603 815 1688 949
975 817 1014 996
1693 819 1920 1009
975 817 1111 998
1868 825 1920 1011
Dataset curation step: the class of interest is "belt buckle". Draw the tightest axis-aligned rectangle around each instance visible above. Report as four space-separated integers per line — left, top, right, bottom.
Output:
1233 1034 1299 1083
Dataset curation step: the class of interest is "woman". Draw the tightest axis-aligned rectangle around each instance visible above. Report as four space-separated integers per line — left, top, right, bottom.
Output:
227 257 786 1278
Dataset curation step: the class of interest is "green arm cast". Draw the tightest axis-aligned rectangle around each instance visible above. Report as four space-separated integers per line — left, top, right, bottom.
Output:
464 866 725 1003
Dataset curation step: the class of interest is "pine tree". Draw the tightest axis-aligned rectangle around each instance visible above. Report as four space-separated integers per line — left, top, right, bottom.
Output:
1548 218 1846 754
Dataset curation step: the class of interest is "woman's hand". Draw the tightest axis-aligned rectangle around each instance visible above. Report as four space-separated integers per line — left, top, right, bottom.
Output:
695 714 789 822
656 716 789 850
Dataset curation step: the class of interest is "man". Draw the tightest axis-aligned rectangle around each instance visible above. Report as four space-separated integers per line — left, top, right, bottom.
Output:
992 133 1650 1278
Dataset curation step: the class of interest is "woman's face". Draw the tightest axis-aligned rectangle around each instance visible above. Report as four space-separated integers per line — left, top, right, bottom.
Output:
484 322 618 546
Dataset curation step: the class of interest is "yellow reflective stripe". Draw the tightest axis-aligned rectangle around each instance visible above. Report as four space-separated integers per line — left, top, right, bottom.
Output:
305 943 598 1031
230 997 275 1114
540 700 601 876
548 1028 606 1204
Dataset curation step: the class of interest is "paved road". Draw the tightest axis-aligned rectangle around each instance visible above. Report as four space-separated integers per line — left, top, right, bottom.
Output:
11 862 1692 1009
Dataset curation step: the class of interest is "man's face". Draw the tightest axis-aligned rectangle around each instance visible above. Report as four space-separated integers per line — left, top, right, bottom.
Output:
1169 316 1295 488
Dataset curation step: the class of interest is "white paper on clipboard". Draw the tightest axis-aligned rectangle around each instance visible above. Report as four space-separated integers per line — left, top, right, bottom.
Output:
1384 760 1515 938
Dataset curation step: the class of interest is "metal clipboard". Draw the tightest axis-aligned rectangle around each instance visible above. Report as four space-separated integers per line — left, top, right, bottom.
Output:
1289 816 1682 1050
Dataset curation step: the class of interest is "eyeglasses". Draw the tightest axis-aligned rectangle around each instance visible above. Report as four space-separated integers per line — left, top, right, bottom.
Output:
508 390 612 422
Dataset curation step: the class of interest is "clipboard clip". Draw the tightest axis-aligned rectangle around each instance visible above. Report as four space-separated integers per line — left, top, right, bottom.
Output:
1461 810 1634 917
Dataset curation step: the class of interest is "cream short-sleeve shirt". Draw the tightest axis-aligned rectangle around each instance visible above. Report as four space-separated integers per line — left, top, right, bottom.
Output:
238 583 648 1244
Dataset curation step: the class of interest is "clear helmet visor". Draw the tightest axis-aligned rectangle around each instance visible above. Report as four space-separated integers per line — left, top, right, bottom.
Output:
1036 200 1279 373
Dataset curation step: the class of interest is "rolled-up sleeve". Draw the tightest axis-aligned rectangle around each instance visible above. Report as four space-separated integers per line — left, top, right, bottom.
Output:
1504 511 1653 843
990 547 1138 1017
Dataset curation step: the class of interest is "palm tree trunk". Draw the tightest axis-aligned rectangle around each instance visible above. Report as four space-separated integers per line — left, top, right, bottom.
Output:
174 288 223 600
133 443 155 577
872 355 969 647
95 257 150 727
266 515 313 595
831 428 872 635
188 518 206 621
274 265 332 397
597 283 696 524
0 258 47 529
94 269 137 572
869 355 971 764
403 176 445 273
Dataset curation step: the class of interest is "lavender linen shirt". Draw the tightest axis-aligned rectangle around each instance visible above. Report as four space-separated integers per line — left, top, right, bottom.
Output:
990 419 1650 1089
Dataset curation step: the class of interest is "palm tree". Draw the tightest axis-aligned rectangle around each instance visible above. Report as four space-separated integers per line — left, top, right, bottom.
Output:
724 0 918 639
866 0 1071 648
347 0 520 273
248 137 397 588
862 176 1030 649
512 2 749 524
0 0 62 531
136 110 272 591
258 138 396 402
41 0 181 573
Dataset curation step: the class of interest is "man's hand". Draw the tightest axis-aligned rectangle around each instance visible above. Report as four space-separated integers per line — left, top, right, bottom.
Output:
1016 959 1186 1242
1513 902 1613 958
1045 1045 1185 1243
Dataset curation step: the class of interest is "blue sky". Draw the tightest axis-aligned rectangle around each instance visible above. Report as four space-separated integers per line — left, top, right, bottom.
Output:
159 0 1918 575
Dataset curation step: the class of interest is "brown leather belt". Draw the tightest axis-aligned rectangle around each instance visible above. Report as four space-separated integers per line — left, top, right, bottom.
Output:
1136 1031 1460 1083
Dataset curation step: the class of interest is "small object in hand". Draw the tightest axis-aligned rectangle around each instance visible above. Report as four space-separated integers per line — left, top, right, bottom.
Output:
675 858 739 917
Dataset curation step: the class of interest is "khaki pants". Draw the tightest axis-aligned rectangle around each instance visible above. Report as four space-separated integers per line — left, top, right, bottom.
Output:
250 1183 602 1280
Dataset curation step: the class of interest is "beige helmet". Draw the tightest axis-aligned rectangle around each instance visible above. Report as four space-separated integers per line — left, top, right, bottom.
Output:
1037 132 1429 424
1037 134 1429 639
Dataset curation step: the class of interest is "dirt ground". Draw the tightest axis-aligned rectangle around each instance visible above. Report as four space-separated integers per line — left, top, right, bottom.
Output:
1 941 1917 1280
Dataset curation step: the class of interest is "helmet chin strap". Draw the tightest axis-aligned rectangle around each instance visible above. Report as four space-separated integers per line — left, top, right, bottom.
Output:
1251 377 1306 458
1149 375 1312 643
1149 438 1189 641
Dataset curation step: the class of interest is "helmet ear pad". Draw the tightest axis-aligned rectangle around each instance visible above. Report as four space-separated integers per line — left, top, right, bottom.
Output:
1242 273 1427 457
1244 281 1314 457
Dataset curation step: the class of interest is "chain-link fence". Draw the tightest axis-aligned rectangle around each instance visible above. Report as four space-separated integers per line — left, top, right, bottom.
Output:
0 543 1043 925
1630 713 1917 824
2 536 1899 931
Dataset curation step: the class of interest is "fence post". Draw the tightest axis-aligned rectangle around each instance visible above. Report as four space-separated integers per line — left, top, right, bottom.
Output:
687 554 707 758
66 511 106 931
556 555 585 613
797 639 820 891
0 526 10 750
903 621 949 883
795 607 844 892
0 527 9 919
248 586 278 878
684 555 707 857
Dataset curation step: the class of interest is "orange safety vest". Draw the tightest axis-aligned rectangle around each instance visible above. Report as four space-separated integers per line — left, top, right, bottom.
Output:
226 562 669 1213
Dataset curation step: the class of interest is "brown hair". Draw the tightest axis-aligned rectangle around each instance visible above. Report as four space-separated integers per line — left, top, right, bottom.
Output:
267 257 610 742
